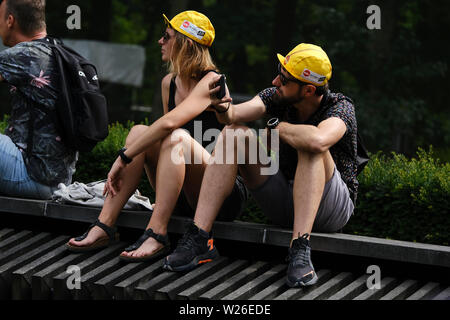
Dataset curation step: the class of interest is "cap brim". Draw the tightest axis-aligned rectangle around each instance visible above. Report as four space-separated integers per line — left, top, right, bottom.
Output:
277 53 299 80
277 53 285 65
162 14 171 27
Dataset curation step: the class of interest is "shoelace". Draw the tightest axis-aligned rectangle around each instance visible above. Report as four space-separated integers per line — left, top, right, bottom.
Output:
288 242 310 267
287 233 311 266
176 231 197 252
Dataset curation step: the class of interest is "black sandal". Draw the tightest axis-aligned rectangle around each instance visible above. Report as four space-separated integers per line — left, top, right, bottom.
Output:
119 228 170 262
66 219 119 252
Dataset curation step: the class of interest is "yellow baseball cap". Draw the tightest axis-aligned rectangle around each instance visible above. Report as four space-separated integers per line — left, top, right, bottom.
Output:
277 43 332 86
163 10 215 47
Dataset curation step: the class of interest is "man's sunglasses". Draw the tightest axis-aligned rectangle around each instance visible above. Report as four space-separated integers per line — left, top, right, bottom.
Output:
277 63 305 86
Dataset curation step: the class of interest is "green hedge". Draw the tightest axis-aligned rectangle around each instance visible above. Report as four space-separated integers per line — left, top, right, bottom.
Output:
344 148 449 246
1 118 448 245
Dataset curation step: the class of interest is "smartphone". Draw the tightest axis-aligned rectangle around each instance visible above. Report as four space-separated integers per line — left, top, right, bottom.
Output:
215 74 226 99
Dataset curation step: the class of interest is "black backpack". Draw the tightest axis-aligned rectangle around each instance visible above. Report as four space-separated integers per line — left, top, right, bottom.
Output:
36 37 109 152
356 131 370 176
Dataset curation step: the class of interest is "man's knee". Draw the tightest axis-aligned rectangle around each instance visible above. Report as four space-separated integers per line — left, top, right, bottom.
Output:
214 124 257 164
219 124 258 151
296 149 335 180
161 128 191 150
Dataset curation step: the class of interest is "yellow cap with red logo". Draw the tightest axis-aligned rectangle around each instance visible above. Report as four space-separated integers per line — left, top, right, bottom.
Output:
163 10 215 47
277 43 332 86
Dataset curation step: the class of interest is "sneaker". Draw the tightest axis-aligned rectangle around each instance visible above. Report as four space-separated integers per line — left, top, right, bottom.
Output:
163 222 219 272
286 233 318 287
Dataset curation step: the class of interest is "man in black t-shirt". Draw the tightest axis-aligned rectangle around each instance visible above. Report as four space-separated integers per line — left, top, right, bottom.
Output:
0 0 77 199
164 43 359 288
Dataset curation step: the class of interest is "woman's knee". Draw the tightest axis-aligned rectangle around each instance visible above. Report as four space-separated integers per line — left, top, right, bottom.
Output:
126 125 148 146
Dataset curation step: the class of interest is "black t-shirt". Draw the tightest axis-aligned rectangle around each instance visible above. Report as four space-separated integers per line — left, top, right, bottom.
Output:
258 87 359 197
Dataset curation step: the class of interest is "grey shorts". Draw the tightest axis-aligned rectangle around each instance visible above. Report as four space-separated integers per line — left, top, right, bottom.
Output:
249 167 354 232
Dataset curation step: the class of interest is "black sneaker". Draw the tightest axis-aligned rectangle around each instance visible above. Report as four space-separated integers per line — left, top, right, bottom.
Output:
163 222 218 272
286 233 318 287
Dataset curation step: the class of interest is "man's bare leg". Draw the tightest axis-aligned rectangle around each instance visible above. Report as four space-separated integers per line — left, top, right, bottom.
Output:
291 149 335 242
194 124 269 233
286 150 335 288
164 124 271 271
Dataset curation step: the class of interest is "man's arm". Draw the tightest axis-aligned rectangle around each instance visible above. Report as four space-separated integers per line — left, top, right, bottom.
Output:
208 75 266 124
0 74 4 82
277 117 347 153
221 95 267 124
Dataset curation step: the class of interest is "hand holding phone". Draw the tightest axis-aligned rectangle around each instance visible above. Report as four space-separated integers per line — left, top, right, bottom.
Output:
215 74 226 99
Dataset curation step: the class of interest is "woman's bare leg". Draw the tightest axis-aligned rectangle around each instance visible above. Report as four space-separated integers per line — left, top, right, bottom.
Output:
121 129 210 258
68 125 160 247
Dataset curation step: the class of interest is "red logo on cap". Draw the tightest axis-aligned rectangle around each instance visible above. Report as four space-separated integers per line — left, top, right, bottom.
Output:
303 70 311 77
183 21 190 28
284 55 290 65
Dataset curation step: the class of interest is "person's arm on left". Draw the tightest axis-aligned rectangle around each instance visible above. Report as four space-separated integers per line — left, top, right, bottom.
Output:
277 117 347 153
0 74 4 82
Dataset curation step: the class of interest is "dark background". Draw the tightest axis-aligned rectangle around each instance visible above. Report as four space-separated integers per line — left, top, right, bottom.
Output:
1 0 449 159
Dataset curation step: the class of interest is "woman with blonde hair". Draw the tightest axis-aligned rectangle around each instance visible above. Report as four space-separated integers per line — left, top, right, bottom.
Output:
66 11 247 265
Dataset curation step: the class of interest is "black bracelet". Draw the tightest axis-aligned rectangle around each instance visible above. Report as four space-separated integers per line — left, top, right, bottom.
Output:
118 147 132 164
267 117 280 129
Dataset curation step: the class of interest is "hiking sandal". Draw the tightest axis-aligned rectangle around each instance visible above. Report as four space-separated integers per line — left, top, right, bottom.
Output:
119 228 170 262
66 219 119 252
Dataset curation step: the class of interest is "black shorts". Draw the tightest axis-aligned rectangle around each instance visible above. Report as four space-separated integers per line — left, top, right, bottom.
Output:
173 175 248 222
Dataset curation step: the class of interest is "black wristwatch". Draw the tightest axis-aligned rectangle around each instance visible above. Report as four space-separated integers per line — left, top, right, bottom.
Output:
118 147 133 164
267 118 280 129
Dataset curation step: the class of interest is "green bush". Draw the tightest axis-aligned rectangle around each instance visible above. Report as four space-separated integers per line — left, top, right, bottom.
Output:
73 121 129 183
344 148 450 245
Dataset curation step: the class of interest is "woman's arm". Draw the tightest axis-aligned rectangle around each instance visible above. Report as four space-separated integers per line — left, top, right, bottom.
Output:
124 72 215 159
104 72 216 196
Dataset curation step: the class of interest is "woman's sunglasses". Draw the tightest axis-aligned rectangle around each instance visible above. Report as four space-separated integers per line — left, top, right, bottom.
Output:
162 31 172 42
